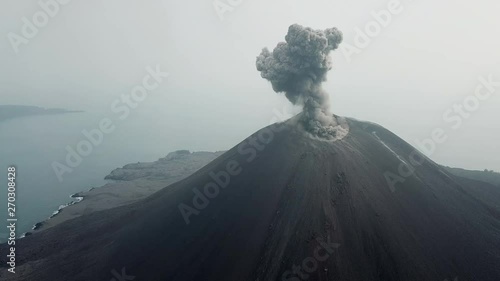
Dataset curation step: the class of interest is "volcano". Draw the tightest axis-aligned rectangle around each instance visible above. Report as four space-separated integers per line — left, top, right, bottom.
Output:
1 116 500 281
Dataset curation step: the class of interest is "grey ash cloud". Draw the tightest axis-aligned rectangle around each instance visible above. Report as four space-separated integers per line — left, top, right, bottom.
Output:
256 24 343 139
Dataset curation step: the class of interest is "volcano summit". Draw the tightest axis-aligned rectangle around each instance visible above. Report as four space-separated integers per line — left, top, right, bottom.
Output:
257 24 344 139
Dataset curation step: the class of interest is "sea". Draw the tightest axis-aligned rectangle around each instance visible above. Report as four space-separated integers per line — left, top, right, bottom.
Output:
0 111 182 242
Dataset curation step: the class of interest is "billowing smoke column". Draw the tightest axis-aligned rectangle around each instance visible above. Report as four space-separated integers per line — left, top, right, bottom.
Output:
256 24 343 139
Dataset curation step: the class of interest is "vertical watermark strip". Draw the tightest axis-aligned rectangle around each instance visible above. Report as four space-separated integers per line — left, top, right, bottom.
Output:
6 166 17 274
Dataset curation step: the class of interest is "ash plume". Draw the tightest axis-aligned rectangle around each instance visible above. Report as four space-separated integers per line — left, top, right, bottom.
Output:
256 24 343 139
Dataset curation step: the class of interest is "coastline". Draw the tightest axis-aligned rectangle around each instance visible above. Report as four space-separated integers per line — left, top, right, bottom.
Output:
0 105 84 123
23 192 85 237
22 150 224 237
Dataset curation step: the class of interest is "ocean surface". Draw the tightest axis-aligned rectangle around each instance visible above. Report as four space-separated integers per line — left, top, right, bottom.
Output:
0 112 182 242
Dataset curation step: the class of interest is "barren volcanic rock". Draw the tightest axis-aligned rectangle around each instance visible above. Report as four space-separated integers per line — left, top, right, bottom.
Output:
29 150 224 234
1 117 500 281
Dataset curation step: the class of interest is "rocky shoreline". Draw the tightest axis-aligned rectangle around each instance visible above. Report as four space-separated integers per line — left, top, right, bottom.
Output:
22 150 223 236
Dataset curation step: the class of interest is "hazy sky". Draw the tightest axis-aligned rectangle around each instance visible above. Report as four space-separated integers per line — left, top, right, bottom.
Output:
1 0 499 171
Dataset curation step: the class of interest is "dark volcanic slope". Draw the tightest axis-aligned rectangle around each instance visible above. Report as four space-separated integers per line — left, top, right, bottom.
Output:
2 118 500 281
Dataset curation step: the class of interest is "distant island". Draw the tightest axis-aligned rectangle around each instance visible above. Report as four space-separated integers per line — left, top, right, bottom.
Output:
0 105 82 122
